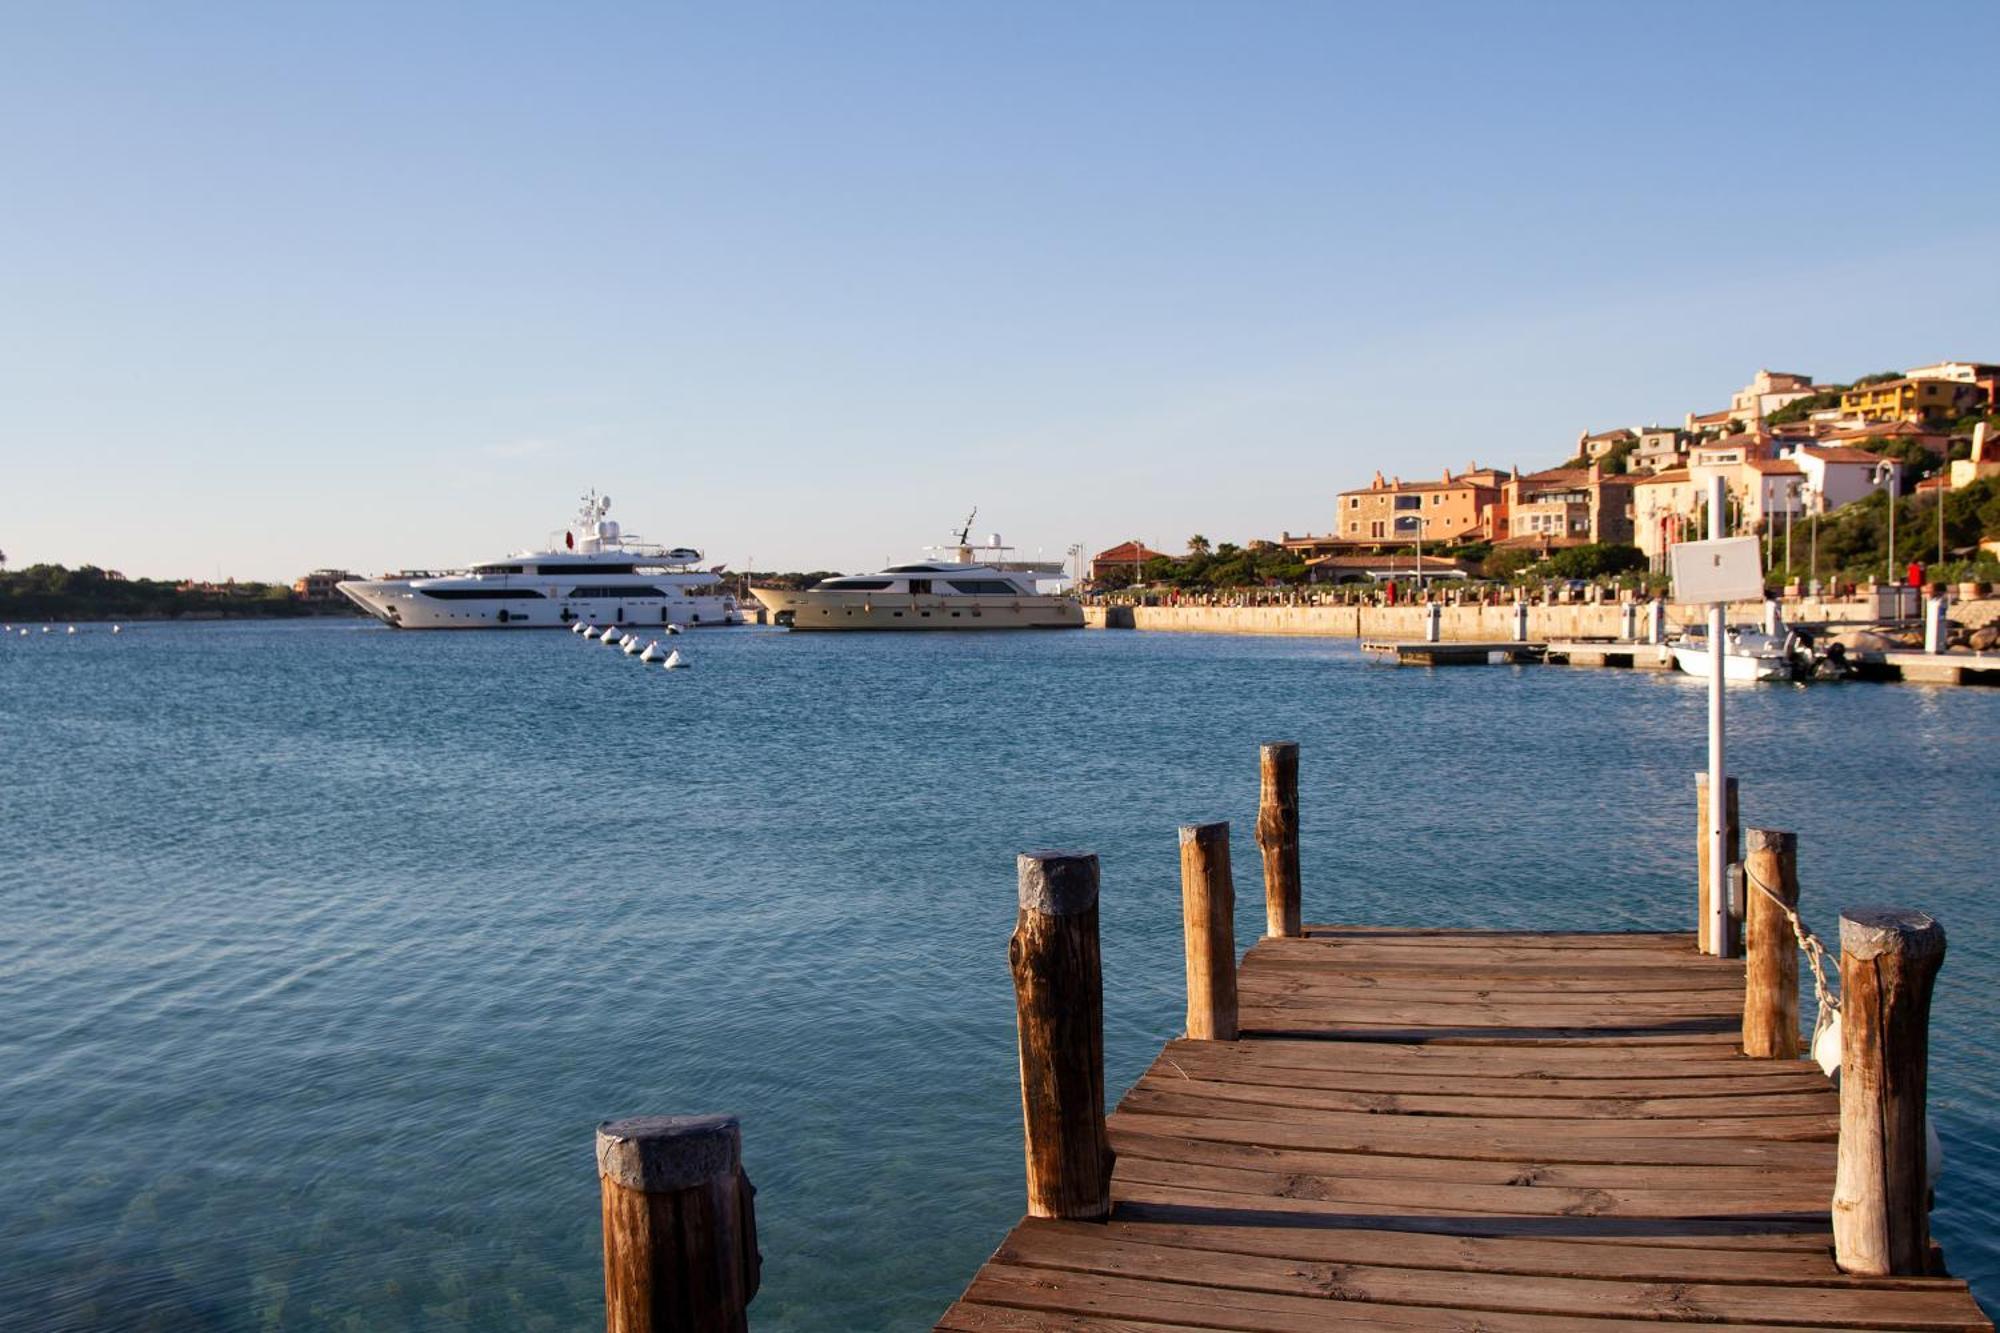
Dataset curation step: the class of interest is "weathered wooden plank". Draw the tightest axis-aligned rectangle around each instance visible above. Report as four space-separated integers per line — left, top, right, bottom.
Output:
1128 1071 1833 1121
1109 1129 1828 1193
1144 1049 1828 1099
1112 1153 1832 1217
1060 1216 1864 1285
993 1226 1990 1330
1162 1037 1795 1077
957 1265 1879 1333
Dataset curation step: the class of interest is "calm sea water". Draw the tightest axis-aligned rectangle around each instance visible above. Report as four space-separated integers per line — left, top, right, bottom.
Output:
2 621 1995 1329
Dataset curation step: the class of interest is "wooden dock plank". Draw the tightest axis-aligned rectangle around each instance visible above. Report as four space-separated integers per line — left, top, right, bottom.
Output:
938 927 1994 1332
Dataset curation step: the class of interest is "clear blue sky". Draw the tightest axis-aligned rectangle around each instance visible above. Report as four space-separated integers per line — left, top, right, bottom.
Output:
2 1 1996 579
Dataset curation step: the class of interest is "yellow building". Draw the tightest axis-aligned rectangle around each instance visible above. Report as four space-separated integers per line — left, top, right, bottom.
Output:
1840 377 1985 424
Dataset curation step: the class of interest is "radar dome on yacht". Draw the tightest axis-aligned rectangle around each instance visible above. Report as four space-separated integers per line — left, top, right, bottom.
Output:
662 649 686 669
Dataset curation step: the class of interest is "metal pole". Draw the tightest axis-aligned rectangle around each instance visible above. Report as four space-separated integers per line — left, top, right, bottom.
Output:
1706 474 1730 959
1938 480 1946 572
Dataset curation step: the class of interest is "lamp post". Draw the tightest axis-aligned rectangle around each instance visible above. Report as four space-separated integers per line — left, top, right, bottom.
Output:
1873 460 1901 583
1800 483 1821 595
1396 512 1428 592
1937 474 1947 571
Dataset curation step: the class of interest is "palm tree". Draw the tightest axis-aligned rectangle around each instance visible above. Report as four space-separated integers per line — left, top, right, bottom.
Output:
1187 534 1212 557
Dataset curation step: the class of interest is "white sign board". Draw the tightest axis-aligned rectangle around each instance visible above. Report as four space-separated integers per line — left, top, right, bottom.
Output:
1669 536 1764 604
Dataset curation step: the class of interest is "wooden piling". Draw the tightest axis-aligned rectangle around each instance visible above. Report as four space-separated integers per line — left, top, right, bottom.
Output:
596 1114 760 1333
1010 851 1113 1221
1696 773 1741 954
1741 828 1800 1059
1255 741 1301 939
1833 907 1947 1277
1179 822 1240 1041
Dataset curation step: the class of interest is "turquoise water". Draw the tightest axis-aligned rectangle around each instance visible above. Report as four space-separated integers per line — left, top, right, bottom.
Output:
2 621 1995 1329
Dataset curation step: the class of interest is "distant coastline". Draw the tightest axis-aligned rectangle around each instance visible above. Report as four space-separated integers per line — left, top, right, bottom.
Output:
0 565 366 624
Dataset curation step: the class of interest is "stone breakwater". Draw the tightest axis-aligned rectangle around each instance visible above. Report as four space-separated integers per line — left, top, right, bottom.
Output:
1083 599 1888 640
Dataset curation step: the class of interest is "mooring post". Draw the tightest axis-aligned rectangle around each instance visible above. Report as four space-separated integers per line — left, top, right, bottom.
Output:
1741 829 1800 1059
1423 602 1441 642
1179 822 1239 1041
1511 599 1529 643
1833 907 1947 1276
596 1114 760 1333
1010 851 1113 1221
1256 742 1302 939
1695 773 1741 955
1620 601 1637 641
1648 599 1667 645
1924 595 1948 655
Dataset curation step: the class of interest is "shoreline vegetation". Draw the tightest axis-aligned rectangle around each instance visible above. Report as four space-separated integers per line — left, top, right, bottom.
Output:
0 565 364 623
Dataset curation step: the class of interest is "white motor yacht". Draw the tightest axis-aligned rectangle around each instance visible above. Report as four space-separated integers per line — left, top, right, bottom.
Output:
751 514 1082 631
339 492 745 631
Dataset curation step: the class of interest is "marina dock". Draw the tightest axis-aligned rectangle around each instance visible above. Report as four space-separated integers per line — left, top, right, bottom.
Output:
922 745 1992 1333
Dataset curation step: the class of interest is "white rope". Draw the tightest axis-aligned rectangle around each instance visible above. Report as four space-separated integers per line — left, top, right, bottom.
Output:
1742 857 1841 1072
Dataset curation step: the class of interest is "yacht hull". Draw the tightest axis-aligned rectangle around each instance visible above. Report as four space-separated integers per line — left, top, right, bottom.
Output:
751 587 1083 630
338 580 743 630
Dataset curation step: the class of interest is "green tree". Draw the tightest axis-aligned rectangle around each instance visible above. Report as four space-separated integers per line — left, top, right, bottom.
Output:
1186 534 1211 557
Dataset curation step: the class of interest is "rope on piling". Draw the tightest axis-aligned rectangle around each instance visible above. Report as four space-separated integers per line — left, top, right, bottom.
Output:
1742 858 1841 1066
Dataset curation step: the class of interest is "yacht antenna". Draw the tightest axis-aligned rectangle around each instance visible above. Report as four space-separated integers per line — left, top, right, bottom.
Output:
955 507 977 546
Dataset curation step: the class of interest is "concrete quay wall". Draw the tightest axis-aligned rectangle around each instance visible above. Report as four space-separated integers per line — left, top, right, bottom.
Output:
1083 597 1893 640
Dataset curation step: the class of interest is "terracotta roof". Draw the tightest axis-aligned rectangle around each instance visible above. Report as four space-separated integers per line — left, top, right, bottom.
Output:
1091 541 1167 563
1744 459 1803 475
1633 468 1691 485
1824 421 1941 440
1583 428 1636 443
1796 445 1885 465
1690 408 1737 423
1515 467 1591 484
1338 476 1495 495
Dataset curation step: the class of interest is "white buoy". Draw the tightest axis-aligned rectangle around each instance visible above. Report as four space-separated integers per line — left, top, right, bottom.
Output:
42 626 52 634
571 621 586 634
662 649 686 670
622 637 641 655
639 640 662 663
111 625 121 634
666 624 682 635
599 626 618 641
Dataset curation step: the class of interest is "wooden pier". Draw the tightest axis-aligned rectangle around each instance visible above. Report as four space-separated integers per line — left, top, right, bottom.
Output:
931 746 1992 1333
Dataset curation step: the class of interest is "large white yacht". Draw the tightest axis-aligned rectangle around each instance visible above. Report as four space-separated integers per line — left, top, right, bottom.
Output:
338 492 745 630
752 515 1082 631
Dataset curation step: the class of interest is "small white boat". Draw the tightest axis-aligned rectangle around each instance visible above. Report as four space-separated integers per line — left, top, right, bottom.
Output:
662 649 687 670
1669 629 1796 683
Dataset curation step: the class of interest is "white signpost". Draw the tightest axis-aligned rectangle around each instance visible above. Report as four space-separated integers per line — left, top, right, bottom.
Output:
1668 477 1763 959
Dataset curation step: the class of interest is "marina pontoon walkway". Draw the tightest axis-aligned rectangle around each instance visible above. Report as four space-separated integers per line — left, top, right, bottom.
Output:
937 926 1994 1332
